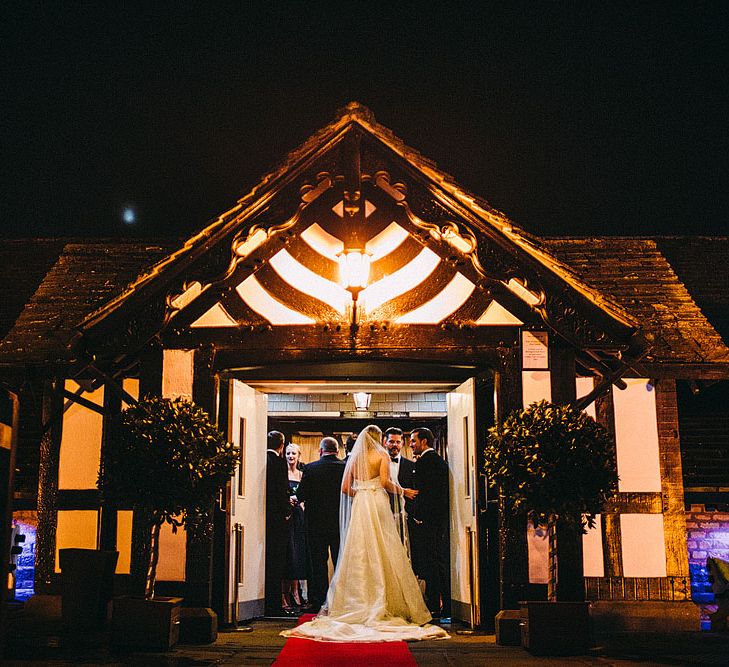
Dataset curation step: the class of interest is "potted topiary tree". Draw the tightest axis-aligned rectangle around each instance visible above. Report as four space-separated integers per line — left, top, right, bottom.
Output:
484 399 618 655
99 395 237 650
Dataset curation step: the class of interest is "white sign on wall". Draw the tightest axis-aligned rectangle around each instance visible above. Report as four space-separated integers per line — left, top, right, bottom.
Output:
522 331 549 370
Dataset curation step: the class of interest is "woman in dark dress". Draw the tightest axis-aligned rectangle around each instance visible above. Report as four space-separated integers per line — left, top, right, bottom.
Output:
283 443 307 608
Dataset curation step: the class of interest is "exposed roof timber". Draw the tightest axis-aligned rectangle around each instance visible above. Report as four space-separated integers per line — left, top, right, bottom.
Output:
217 359 481 383
76 104 636 348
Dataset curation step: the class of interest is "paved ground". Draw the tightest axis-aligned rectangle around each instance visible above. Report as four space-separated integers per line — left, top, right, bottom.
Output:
4 597 729 666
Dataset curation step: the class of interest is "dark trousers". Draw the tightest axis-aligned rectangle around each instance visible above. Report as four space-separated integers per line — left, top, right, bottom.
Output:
265 524 287 613
416 522 451 616
306 528 340 609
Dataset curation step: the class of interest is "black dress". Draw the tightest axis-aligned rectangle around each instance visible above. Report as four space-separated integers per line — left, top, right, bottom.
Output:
285 478 308 580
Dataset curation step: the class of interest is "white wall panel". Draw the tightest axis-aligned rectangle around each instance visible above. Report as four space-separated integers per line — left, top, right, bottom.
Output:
621 513 667 577
58 381 104 489
162 349 194 401
522 370 551 407
582 514 605 577
612 379 662 492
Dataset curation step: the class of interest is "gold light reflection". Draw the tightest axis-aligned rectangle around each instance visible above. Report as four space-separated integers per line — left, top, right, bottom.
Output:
395 272 474 324
234 228 268 258
300 223 344 259
235 276 314 325
190 303 239 328
270 249 348 313
365 222 409 261
360 247 440 312
170 281 203 310
505 278 541 306
475 300 523 325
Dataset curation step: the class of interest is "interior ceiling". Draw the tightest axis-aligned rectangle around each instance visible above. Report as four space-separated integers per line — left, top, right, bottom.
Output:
222 360 484 393
244 380 459 394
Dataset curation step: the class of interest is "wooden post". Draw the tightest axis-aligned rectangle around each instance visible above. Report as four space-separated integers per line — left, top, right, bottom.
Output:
129 344 163 597
595 388 623 579
550 341 584 602
495 345 529 609
98 386 122 551
655 379 690 582
35 375 64 593
185 346 217 608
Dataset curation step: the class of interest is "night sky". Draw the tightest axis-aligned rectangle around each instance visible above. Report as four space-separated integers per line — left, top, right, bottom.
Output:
2 3 728 239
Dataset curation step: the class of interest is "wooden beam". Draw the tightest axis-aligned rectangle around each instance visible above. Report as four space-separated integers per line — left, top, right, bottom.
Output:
62 388 106 416
595 387 623 578
654 379 691 578
165 323 519 358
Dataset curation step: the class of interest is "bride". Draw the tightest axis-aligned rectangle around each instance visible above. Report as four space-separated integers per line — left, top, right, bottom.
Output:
281 425 448 642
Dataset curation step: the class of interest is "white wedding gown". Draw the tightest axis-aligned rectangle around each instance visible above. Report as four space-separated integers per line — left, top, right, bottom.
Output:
281 477 449 642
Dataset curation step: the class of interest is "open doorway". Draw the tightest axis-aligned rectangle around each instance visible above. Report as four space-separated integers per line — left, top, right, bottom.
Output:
223 370 497 629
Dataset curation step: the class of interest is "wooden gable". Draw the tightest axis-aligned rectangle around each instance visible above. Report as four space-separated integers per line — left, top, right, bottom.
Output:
72 103 643 379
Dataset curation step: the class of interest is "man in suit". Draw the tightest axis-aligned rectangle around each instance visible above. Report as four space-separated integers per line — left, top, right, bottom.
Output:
384 427 416 548
265 430 291 615
295 436 346 611
410 427 451 619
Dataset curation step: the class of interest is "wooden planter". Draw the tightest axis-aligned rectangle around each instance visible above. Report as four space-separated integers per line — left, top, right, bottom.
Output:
111 596 183 651
58 548 118 630
520 601 592 655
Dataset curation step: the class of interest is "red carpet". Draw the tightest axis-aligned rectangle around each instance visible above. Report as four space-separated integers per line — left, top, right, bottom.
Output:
273 614 418 666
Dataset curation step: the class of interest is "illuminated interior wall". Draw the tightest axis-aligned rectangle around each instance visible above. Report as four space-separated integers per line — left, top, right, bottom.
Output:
582 515 605 577
526 522 549 584
156 521 187 581
115 510 133 574
162 349 194 400
620 513 667 577
522 371 551 408
58 381 104 489
55 510 98 572
612 379 662 492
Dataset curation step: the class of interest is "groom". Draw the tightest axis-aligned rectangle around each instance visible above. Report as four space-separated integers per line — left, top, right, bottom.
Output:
410 427 451 619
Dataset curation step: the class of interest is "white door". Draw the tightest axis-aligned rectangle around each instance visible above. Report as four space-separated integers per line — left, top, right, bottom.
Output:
447 377 480 626
227 380 268 622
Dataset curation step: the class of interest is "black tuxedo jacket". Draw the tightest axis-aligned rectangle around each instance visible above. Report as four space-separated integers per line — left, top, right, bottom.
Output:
411 449 449 527
266 450 290 527
391 456 416 514
296 454 346 534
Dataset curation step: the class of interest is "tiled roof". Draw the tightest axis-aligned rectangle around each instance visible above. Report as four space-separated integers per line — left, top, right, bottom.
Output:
543 238 729 366
654 237 729 345
0 240 67 340
2 236 728 371
0 240 178 364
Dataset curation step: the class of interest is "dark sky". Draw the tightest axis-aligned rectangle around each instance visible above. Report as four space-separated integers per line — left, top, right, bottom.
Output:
2 3 728 239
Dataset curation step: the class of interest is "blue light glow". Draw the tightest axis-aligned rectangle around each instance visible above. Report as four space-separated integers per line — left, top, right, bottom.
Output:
122 207 136 225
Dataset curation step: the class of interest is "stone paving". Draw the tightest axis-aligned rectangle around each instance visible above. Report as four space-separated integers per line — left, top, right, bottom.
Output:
4 597 729 666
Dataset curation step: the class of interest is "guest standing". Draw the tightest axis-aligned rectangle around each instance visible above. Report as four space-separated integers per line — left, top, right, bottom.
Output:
410 427 451 619
295 437 345 611
283 443 307 609
265 430 291 616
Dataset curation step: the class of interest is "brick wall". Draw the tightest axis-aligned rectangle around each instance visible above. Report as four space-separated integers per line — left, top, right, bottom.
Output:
267 392 447 414
686 504 729 604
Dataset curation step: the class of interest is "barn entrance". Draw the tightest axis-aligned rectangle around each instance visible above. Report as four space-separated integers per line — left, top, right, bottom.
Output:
221 361 497 629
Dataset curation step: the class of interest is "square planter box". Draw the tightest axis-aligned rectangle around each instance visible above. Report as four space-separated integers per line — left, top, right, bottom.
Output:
111 596 183 651
59 548 118 631
520 601 592 655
